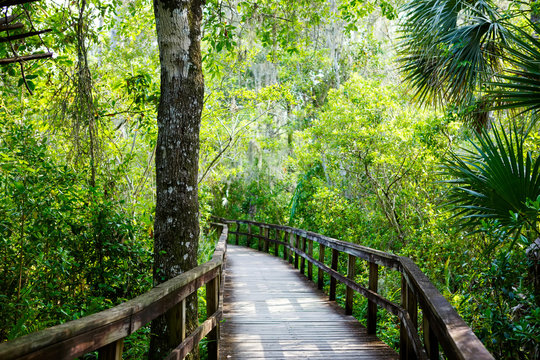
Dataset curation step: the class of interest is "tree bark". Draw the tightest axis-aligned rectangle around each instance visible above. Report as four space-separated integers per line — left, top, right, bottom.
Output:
149 0 204 359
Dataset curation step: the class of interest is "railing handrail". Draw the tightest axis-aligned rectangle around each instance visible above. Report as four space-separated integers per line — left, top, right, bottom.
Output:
0 223 228 360
221 218 494 360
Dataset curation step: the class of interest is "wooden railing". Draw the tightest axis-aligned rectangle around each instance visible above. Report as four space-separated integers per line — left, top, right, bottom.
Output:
222 219 494 360
0 223 228 360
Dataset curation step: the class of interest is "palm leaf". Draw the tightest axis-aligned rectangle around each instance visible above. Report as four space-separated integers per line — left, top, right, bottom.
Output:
443 123 540 239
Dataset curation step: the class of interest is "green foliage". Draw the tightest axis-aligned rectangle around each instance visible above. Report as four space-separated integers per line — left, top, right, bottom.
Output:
0 121 152 341
443 123 540 248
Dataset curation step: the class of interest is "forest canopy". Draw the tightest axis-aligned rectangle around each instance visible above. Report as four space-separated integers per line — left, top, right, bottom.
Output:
0 0 539 358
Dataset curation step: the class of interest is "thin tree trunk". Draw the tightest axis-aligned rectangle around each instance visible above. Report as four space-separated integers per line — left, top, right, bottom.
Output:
149 0 204 359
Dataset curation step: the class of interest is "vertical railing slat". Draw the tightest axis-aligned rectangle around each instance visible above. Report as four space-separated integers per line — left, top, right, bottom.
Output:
345 254 356 315
206 275 219 360
264 227 269 253
300 236 307 275
318 244 325 290
329 249 339 301
294 234 300 268
247 223 252 248
98 339 124 360
307 240 313 281
367 262 378 334
423 315 439 360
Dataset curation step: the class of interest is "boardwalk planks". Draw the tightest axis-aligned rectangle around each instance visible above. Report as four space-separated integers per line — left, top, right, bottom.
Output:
220 245 399 359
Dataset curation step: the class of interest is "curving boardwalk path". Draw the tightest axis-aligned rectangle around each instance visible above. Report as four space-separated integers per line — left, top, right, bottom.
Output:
220 245 399 359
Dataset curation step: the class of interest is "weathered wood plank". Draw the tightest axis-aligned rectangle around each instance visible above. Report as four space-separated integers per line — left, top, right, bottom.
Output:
220 245 398 360
329 249 339 301
368 262 379 334
318 243 325 290
346 254 356 315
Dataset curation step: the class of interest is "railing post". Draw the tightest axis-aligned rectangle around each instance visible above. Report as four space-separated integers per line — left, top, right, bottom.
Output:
206 275 220 360
247 223 252 248
98 339 123 360
307 239 313 281
423 314 439 360
234 222 239 245
300 236 307 275
294 234 300 268
345 254 356 315
329 249 339 301
275 229 280 257
367 262 378 334
263 227 269 253
258 226 262 251
400 274 418 360
288 232 294 264
318 244 325 290
283 231 288 260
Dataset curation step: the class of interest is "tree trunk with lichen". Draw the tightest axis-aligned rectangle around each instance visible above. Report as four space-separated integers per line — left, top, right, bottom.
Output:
149 0 204 358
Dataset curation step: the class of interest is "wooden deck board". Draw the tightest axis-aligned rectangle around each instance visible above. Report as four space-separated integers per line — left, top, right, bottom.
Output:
220 245 398 359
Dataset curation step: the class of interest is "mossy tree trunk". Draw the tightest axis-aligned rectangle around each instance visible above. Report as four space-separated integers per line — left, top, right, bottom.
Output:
149 0 204 358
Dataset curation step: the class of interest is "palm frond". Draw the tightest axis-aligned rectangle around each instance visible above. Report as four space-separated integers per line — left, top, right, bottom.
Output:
487 21 540 117
443 123 540 237
398 0 508 107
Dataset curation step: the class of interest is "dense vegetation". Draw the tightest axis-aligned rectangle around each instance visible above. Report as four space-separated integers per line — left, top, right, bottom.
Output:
0 0 538 358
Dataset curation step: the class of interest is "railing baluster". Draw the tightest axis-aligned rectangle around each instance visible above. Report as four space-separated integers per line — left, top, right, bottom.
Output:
288 232 294 264
329 249 339 301
300 236 307 275
401 274 409 360
294 234 300 268
98 339 123 360
408 283 418 360
275 229 280 257
401 275 418 360
206 275 220 360
281 230 288 260
258 226 263 251
307 239 313 281
264 227 269 253
234 222 239 245
247 223 252 248
423 314 439 360
367 262 378 334
346 254 356 315
318 244 325 290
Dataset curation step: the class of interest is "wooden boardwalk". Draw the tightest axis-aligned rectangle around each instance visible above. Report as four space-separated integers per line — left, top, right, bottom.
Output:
220 245 398 359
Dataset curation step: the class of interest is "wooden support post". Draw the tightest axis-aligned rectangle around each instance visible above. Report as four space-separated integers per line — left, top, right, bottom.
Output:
263 227 269 253
294 234 299 268
423 314 439 360
98 339 123 360
400 275 418 360
318 244 325 290
283 231 288 261
329 249 339 301
300 236 307 275
400 275 409 360
407 283 418 360
345 254 356 315
307 240 313 281
275 229 280 257
247 223 252 248
258 226 262 251
206 276 220 360
367 262 378 334
287 232 293 264
234 223 239 245
167 298 186 345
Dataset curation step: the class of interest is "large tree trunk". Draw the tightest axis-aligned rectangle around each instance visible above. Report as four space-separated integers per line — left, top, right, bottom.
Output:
149 0 204 358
